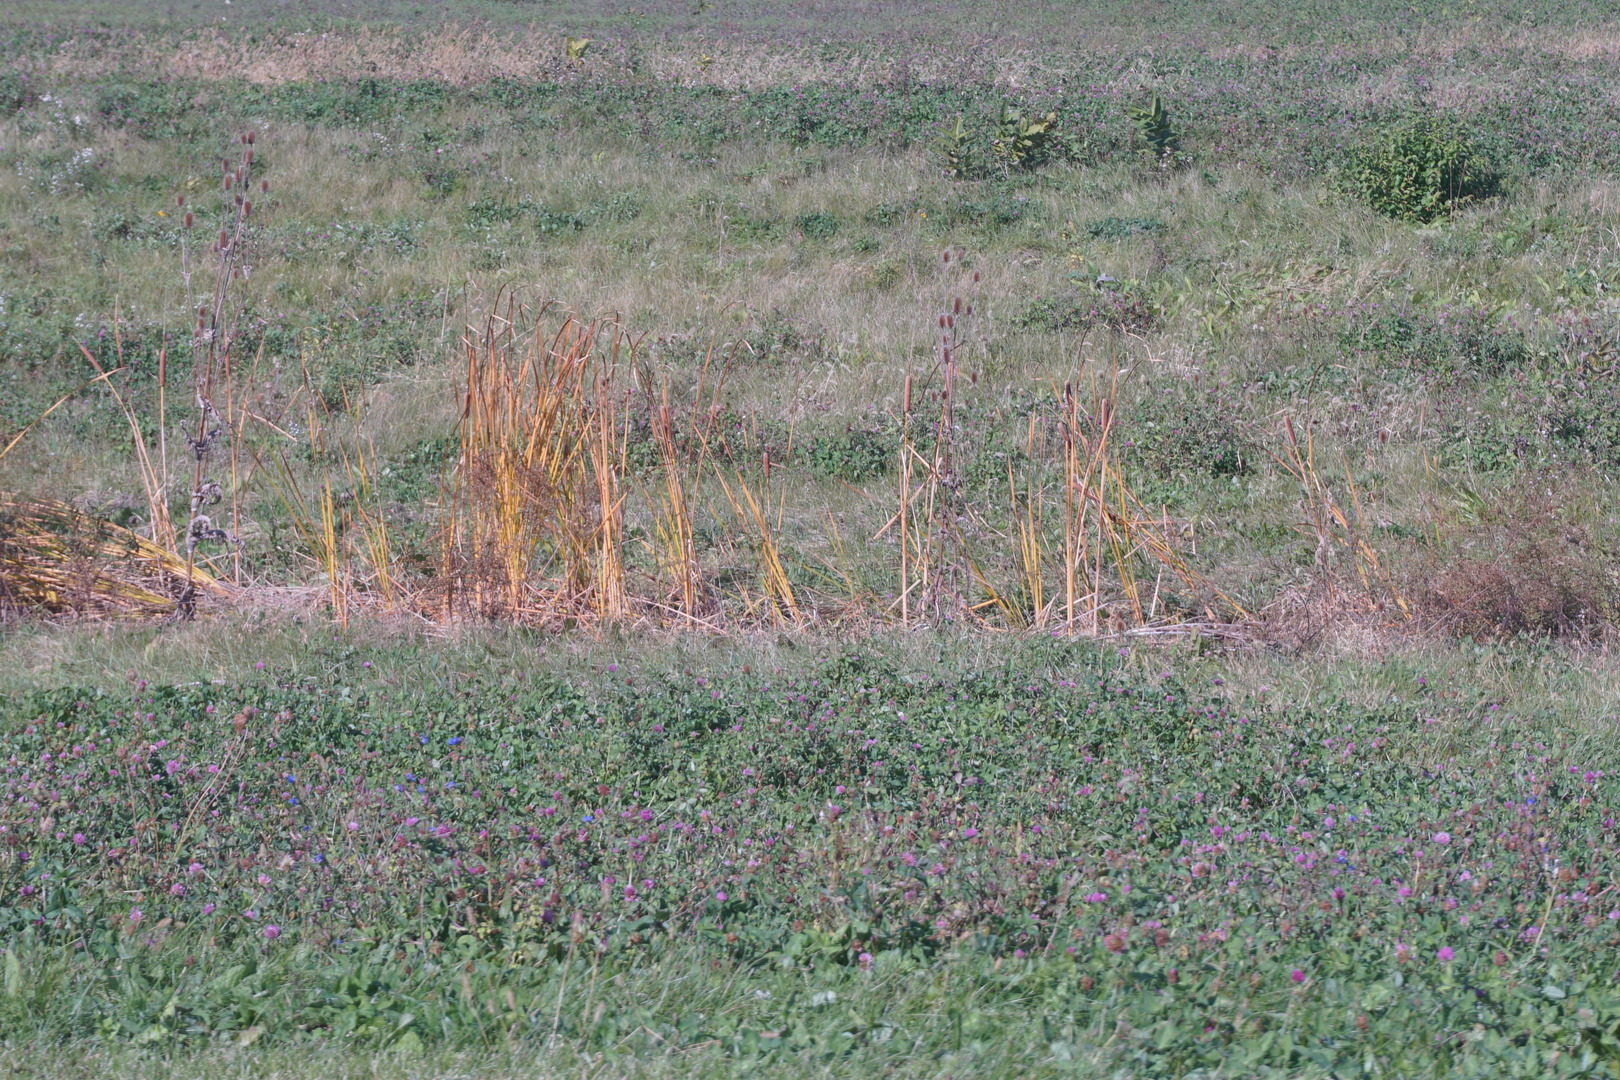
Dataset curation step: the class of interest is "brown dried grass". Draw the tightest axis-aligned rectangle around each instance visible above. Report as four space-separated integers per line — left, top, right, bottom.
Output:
1408 478 1617 642
0 493 227 621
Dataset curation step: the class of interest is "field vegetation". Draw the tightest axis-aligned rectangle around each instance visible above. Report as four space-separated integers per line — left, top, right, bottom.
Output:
4 1 1620 1075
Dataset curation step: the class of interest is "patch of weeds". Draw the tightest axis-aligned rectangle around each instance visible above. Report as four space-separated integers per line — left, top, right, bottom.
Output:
1412 479 1618 639
863 198 927 227
464 198 587 236
1487 208 1574 258
739 308 825 366
1018 279 1158 335
729 215 783 242
17 147 106 197
87 206 173 247
420 164 465 201
1126 93 1186 171
806 422 896 482
380 434 457 504
864 259 907 291
1341 305 1530 379
1439 358 1620 472
0 72 37 114
92 81 196 138
587 192 643 222
1085 216 1165 240
1120 393 1254 494
938 106 1084 180
794 211 839 239
936 190 1033 233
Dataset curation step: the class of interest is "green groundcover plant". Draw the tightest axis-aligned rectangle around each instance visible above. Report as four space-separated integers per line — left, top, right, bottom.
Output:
3 646 1620 1076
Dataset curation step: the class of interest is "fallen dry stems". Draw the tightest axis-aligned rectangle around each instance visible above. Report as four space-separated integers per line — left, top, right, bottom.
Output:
0 493 226 620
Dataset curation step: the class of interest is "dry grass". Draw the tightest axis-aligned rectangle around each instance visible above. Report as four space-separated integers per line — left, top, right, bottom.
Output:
0 493 225 620
1409 475 1619 641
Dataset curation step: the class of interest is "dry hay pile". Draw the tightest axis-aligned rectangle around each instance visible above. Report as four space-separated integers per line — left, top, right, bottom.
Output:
0 494 226 620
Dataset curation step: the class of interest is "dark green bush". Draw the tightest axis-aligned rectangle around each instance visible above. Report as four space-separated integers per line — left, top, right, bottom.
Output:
806 423 895 482
794 211 839 239
1340 115 1501 222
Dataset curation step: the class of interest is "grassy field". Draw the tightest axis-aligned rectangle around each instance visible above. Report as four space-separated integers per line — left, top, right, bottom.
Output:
4 0 1620 1075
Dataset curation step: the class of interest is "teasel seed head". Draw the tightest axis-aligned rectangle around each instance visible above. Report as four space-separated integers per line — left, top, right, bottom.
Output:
242 200 251 218
217 228 229 248
175 194 185 208
953 296 962 314
224 174 233 191
183 210 194 229
244 148 254 165
245 130 255 145
972 270 980 283
945 314 954 329
260 179 269 194
937 315 945 329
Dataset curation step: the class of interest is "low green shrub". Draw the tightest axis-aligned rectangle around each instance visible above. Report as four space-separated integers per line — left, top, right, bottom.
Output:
1339 114 1501 222
794 210 839 239
806 422 896 482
